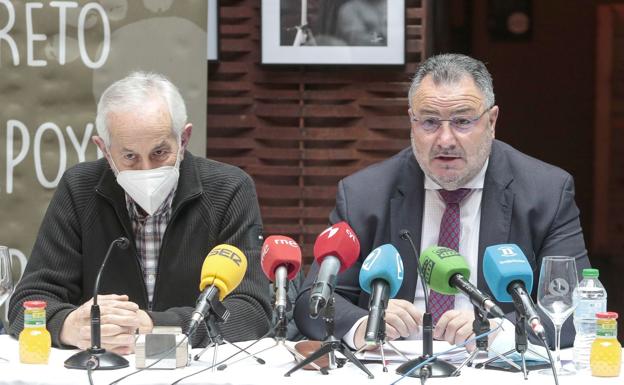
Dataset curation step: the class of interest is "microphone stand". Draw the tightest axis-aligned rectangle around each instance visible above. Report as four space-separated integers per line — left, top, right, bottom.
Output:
192 295 265 372
476 309 549 379
396 230 458 382
452 307 518 375
284 295 374 378
354 315 411 373
64 237 130 370
215 274 321 371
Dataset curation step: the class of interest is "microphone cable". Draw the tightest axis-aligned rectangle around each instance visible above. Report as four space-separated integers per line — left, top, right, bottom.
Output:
390 320 505 385
537 334 559 385
86 356 99 385
170 323 277 385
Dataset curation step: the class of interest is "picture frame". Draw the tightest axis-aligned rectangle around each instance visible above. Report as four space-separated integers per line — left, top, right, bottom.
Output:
208 0 219 61
261 0 405 65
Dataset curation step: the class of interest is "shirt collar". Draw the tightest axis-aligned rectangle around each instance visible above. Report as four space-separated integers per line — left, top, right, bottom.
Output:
424 158 489 190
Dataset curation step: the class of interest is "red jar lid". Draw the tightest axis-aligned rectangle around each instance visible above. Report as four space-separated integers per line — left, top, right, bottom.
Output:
596 311 618 319
23 300 47 309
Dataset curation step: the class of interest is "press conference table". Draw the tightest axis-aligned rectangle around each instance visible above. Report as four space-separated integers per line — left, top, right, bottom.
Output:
0 335 622 385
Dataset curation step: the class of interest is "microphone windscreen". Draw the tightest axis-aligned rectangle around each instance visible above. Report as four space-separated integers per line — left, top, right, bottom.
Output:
313 221 360 273
199 244 248 300
483 244 533 302
359 244 404 298
261 235 302 281
419 246 470 295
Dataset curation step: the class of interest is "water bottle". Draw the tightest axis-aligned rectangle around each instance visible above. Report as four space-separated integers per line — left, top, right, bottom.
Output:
573 268 607 372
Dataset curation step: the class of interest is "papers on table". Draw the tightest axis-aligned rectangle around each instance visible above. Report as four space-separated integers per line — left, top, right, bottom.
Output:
355 340 470 364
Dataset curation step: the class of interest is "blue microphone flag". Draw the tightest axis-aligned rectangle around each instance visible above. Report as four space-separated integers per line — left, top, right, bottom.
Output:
359 244 404 298
483 244 533 302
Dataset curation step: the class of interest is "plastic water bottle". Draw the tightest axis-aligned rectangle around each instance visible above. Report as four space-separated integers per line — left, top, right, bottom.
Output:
573 268 607 372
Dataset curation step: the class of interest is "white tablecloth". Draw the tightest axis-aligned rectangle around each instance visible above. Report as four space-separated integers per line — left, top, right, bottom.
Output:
0 335 622 385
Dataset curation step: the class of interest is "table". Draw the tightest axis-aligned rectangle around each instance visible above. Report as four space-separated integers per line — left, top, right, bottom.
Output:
0 335 621 385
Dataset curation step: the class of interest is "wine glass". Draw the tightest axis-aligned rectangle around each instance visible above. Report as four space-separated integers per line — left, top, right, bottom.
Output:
0 246 13 362
0 246 13 308
537 256 578 375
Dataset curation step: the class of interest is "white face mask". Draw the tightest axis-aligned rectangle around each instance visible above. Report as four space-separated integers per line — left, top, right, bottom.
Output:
109 146 182 216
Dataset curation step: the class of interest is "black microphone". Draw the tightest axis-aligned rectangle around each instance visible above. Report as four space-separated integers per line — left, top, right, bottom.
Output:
396 230 458 379
358 244 404 344
308 222 360 318
509 282 546 339
419 246 505 319
64 237 130 370
483 244 546 339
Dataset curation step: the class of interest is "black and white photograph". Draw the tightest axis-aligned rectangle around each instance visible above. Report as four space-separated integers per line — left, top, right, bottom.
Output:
262 0 405 65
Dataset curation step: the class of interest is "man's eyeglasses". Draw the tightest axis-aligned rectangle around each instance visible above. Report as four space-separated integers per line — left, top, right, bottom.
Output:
409 106 493 133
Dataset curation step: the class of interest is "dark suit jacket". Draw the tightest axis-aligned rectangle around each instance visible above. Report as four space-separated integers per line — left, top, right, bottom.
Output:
294 140 590 348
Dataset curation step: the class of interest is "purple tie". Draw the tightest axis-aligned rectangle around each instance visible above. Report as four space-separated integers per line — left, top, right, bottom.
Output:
428 188 472 324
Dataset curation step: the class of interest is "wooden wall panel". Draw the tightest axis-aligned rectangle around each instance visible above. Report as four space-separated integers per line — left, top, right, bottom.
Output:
207 0 428 266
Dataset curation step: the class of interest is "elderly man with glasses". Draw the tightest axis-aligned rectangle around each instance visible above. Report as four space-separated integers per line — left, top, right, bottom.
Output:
294 53 590 353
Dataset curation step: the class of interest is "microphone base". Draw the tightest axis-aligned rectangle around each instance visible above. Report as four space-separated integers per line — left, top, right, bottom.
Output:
64 348 129 370
396 356 458 378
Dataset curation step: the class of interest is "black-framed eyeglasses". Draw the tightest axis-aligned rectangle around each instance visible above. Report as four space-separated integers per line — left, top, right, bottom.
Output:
409 105 494 133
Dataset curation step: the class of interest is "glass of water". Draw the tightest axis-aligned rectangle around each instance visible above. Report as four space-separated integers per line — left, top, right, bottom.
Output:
537 256 578 375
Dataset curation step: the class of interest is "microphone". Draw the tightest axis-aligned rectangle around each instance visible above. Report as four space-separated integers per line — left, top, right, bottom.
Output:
420 246 505 318
187 244 248 338
483 244 546 338
308 222 360 318
358 244 404 345
64 237 131 370
260 235 302 320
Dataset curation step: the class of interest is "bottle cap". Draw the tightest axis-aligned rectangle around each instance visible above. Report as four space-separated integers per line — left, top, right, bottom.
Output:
596 312 618 320
23 300 47 309
582 268 599 278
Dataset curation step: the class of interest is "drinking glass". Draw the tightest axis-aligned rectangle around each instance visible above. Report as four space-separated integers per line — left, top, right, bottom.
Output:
0 246 13 362
537 256 578 375
0 246 13 308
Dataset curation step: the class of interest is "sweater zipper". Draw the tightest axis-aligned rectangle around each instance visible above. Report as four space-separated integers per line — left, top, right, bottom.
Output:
95 188 150 308
150 191 202 308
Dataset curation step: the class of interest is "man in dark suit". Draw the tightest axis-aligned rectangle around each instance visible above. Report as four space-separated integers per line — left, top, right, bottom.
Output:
294 54 589 351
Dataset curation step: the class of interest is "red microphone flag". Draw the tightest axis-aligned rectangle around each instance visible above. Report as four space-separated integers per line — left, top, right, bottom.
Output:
313 221 360 273
261 235 302 281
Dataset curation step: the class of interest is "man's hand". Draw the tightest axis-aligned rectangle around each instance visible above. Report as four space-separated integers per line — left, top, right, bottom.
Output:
433 309 501 351
60 294 153 355
354 299 423 349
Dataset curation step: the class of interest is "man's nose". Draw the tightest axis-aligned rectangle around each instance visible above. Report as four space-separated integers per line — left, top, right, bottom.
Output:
435 121 458 148
137 159 156 170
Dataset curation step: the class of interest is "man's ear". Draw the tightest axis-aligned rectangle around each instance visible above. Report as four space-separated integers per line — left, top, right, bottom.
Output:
92 136 114 169
92 136 107 157
488 105 499 137
181 124 192 150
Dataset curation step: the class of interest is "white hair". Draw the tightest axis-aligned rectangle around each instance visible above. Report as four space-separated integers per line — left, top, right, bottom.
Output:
95 71 187 146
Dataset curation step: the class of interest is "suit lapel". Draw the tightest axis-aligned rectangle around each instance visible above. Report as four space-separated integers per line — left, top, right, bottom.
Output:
391 152 425 302
477 141 514 291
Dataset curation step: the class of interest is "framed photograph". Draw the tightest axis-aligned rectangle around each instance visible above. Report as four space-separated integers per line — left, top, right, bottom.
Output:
261 0 405 65
207 0 219 61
